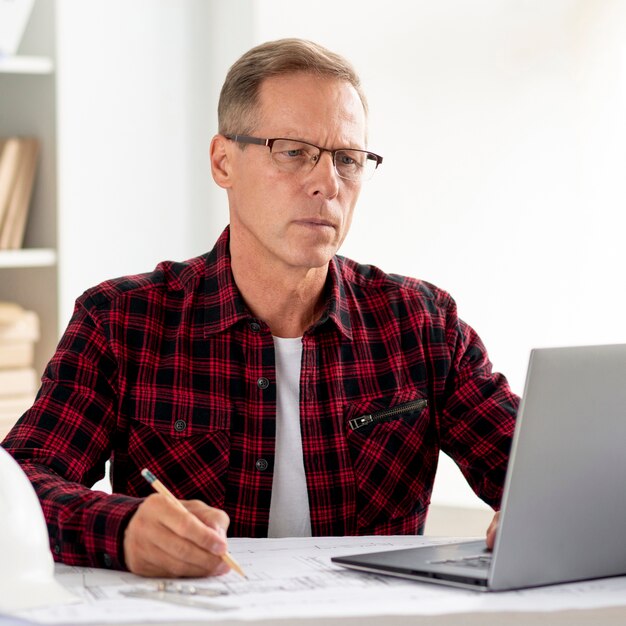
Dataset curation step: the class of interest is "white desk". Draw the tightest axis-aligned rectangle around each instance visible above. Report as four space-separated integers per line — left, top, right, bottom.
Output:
13 537 626 626
33 610 624 626
80 611 626 626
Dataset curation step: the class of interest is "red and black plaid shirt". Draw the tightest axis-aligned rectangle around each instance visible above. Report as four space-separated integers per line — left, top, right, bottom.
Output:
3 226 518 570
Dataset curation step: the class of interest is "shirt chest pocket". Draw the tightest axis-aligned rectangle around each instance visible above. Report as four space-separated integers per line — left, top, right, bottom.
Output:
344 390 436 531
126 399 232 507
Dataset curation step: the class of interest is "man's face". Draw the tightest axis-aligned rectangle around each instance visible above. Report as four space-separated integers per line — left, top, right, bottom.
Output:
221 73 367 272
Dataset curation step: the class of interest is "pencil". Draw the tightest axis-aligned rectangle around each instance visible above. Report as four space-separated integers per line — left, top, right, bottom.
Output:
140 468 246 578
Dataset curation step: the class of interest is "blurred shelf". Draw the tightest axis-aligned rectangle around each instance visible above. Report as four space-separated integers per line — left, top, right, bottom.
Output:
0 248 57 268
0 55 53 74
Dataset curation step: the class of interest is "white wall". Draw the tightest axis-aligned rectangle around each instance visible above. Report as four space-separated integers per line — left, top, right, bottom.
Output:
55 0 250 325
55 1 626 509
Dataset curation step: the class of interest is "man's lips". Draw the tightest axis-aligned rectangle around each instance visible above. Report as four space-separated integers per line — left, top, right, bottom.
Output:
294 218 336 228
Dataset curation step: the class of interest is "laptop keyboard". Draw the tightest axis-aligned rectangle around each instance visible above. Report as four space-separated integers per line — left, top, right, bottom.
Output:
430 553 492 569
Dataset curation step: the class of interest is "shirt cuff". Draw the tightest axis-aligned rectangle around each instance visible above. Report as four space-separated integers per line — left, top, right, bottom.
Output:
82 494 142 570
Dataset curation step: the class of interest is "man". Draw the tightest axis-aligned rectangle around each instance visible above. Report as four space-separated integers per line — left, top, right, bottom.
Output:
2 39 517 578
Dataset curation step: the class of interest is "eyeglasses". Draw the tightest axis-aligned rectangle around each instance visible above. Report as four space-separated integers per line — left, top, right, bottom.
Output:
224 134 383 182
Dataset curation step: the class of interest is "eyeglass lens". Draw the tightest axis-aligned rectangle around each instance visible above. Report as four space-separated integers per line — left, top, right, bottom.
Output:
269 139 378 181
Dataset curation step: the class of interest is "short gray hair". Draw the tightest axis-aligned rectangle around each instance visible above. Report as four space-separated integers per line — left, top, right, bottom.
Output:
218 38 368 135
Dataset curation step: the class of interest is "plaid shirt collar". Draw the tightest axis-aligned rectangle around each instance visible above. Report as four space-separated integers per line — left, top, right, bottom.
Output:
202 226 353 340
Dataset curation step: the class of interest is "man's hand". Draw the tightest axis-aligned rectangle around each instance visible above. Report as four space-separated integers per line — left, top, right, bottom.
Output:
124 493 231 577
486 511 500 550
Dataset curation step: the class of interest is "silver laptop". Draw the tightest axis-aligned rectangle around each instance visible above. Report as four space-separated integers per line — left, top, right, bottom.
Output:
332 344 626 591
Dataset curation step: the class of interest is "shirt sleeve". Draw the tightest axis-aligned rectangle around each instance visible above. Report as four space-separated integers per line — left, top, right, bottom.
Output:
1 298 142 570
438 297 520 509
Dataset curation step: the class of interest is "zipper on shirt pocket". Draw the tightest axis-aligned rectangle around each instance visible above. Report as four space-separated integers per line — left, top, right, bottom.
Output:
348 398 428 432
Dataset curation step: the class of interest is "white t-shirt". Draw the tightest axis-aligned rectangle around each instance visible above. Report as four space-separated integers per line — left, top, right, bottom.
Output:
267 336 312 537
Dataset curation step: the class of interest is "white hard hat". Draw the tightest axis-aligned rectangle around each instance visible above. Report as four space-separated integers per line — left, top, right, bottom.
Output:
0 446 78 612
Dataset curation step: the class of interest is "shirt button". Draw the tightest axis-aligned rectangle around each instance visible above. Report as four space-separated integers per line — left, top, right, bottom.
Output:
103 553 113 568
174 419 187 432
249 321 261 332
257 377 270 390
255 458 269 471
53 544 61 555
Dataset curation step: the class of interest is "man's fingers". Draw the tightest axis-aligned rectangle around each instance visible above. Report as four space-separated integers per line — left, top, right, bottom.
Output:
486 511 500 550
168 499 227 553
128 531 229 578
124 494 231 577
183 499 230 544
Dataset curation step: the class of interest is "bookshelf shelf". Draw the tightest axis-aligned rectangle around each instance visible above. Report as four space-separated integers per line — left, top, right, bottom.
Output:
0 248 56 268
0 55 53 74
0 1 58 383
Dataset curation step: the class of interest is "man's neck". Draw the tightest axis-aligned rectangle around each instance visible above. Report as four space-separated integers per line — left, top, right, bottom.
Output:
230 249 329 339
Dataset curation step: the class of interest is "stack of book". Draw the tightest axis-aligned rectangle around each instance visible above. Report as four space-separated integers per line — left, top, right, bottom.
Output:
0 137 40 250
0 301 39 439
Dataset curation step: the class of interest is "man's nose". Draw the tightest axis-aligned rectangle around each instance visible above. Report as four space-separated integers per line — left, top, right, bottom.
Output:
305 151 340 199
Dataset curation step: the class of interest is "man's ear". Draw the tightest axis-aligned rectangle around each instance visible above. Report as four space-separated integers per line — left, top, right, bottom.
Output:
210 134 233 189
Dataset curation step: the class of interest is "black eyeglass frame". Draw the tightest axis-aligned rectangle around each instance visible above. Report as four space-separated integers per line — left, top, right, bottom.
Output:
223 134 383 181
